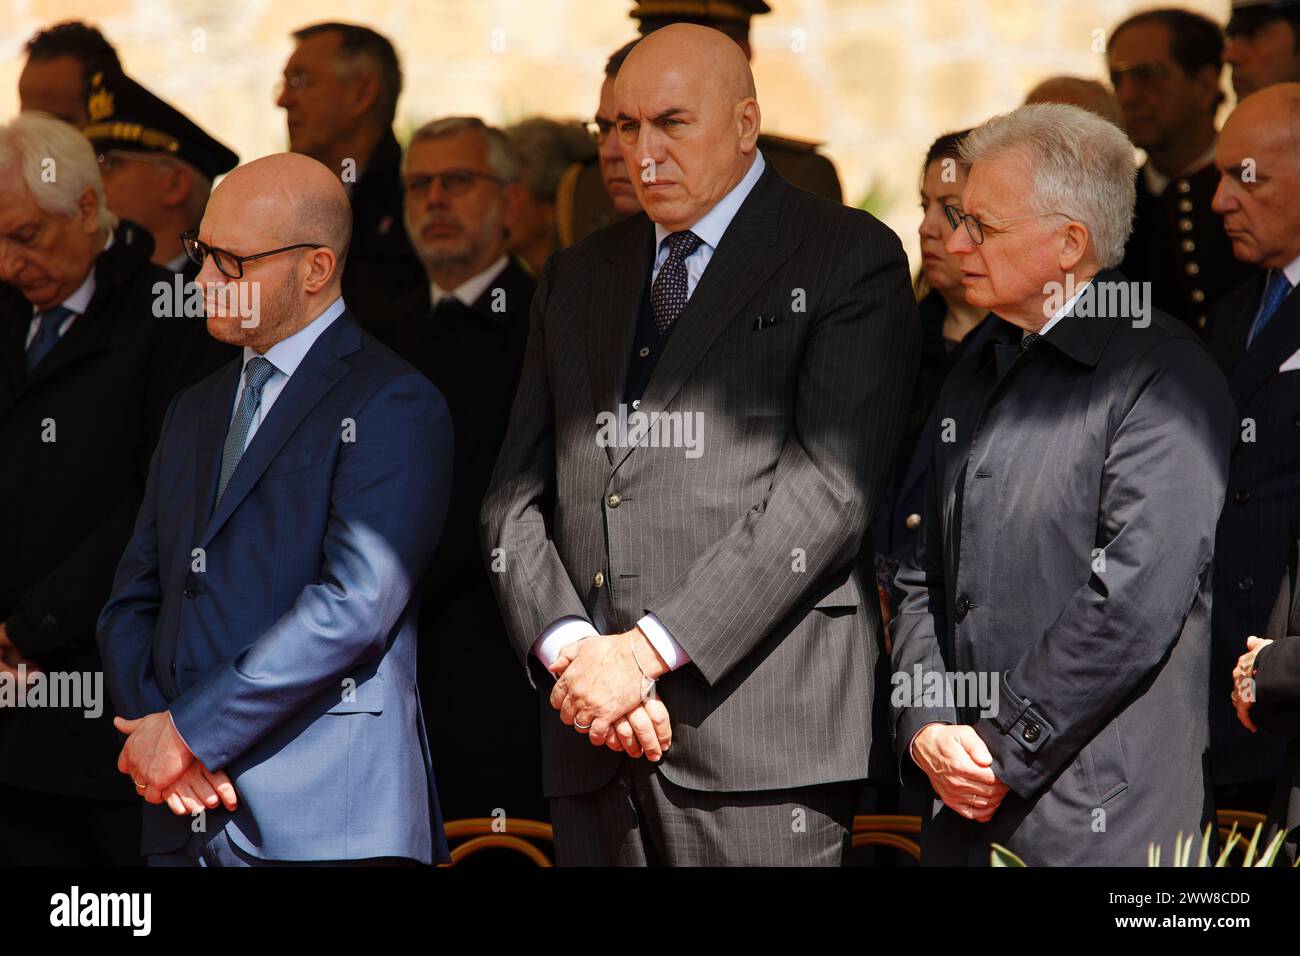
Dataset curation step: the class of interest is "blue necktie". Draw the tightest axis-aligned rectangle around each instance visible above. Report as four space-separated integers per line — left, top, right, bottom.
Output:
25 306 74 372
651 230 704 334
1248 270 1293 347
215 356 276 504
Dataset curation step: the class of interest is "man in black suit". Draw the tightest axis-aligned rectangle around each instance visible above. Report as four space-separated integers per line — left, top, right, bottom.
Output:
277 22 423 343
1108 8 1255 332
0 112 231 865
390 117 544 825
1204 82 1300 810
892 103 1233 865
1232 497 1300 864
481 25 918 865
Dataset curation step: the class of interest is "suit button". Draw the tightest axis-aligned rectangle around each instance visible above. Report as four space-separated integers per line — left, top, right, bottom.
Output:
1023 722 1041 742
169 660 177 675
594 571 605 588
1234 490 1251 504
40 613 58 632
607 493 621 508
955 594 972 619
1238 577 1254 591
183 585 197 599
905 513 922 531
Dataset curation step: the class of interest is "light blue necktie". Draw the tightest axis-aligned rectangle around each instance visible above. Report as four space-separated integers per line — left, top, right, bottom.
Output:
215 356 276 504
1247 270 1293 348
25 306 74 372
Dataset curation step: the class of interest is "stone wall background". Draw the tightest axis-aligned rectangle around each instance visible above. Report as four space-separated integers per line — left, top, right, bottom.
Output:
1 0 1232 268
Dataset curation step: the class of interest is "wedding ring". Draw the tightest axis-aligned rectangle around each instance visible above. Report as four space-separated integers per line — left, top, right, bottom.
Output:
575 718 592 730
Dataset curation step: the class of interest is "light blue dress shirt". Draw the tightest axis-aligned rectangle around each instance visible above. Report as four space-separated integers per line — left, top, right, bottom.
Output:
228 296 346 450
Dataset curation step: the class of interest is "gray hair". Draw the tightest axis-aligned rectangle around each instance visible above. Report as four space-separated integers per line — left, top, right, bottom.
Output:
960 103 1136 268
0 112 117 232
406 116 521 183
504 117 596 200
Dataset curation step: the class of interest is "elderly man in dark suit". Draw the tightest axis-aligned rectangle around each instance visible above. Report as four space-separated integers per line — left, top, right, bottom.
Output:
891 103 1234 866
389 116 544 824
0 112 230 865
1233 497 1300 864
1204 82 1300 813
480 24 918 866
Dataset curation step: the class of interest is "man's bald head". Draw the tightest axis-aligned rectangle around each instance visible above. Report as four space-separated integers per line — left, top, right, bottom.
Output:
622 24 756 103
1212 82 1300 268
198 153 353 352
211 152 351 263
614 23 762 231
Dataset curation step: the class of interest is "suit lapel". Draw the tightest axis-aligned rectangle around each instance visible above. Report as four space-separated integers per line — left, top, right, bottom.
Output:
1230 286 1300 410
0 313 29 415
588 222 654 466
198 316 359 547
611 166 799 471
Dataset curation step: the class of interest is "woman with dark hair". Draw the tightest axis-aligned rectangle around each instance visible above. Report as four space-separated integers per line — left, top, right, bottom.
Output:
871 129 1012 624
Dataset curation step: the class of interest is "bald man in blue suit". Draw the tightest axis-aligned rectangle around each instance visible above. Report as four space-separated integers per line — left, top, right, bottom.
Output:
97 153 453 865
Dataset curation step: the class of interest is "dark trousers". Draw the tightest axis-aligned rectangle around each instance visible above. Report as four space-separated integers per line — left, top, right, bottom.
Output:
550 757 862 866
0 783 143 866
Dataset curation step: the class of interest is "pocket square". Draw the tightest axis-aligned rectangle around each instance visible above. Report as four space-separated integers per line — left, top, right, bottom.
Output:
1280 348 1300 373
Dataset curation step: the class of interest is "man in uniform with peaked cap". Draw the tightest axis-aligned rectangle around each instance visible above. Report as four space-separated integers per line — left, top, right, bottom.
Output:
83 69 238 281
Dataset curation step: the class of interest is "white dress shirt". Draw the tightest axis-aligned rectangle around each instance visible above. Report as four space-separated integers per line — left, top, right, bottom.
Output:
430 255 509 309
532 151 769 673
228 296 346 449
1024 276 1092 344
25 231 114 348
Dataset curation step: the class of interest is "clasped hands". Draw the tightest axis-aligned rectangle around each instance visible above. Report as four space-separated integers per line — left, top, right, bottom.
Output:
548 628 673 760
1232 635 1273 732
911 723 1010 823
113 712 238 817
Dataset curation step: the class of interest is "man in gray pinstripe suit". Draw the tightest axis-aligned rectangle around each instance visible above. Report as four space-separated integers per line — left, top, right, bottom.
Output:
480 24 919 865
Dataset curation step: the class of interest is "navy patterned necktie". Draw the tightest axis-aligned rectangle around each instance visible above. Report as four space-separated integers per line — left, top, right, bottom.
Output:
650 230 704 335
216 356 276 504
1247 270 1293 348
26 306 74 372
1020 332 1040 351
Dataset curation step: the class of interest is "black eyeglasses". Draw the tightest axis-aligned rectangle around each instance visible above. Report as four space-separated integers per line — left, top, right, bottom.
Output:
943 204 1070 245
402 168 506 199
585 118 614 145
181 230 327 279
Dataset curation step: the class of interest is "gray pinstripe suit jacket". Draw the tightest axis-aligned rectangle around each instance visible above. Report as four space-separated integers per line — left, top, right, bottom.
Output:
480 162 920 797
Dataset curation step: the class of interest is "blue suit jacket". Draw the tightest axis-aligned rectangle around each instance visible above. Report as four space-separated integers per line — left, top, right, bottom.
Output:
96 310 453 863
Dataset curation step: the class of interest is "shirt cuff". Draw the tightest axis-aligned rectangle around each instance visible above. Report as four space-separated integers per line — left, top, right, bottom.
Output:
168 710 196 761
636 613 691 670
533 617 599 669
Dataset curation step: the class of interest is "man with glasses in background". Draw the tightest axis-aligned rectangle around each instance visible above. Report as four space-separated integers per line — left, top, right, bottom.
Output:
388 117 547 827
277 21 422 343
1107 7 1254 333
98 151 454 866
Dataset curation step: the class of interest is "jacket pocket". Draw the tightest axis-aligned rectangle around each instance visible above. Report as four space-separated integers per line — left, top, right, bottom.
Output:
1083 719 1129 805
